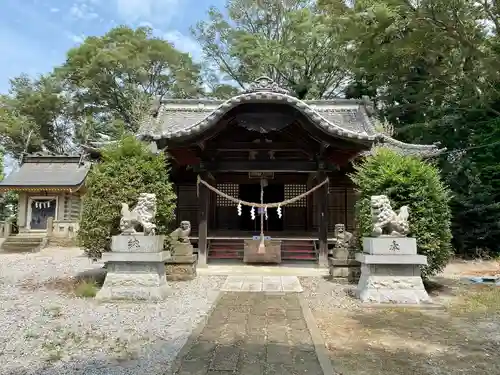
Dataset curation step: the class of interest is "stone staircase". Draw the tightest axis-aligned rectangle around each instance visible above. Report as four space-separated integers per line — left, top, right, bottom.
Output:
281 239 318 261
208 238 244 260
207 238 318 263
0 234 47 253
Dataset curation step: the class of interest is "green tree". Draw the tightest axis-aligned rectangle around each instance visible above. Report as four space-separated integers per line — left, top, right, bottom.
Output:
325 0 500 144
0 154 16 222
192 0 349 99
58 26 203 139
319 0 500 257
0 74 72 159
445 115 500 257
78 135 177 259
350 148 453 278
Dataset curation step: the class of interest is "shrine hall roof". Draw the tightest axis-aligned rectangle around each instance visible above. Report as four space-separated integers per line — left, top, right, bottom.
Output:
0 153 91 190
137 77 444 157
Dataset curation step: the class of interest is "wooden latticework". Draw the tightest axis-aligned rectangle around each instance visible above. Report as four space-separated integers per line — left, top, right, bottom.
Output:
284 184 307 230
284 184 307 207
216 184 239 206
216 183 239 229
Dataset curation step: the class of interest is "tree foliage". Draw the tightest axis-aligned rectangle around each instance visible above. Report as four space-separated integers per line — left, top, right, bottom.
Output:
0 74 72 159
350 148 453 278
320 0 500 257
58 26 203 139
0 154 16 222
192 0 349 99
78 136 177 259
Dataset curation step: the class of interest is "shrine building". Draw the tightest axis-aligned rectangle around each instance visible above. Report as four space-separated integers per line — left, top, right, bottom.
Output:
135 77 442 267
0 77 442 261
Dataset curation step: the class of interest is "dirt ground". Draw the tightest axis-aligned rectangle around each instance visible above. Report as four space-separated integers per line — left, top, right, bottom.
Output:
311 260 500 375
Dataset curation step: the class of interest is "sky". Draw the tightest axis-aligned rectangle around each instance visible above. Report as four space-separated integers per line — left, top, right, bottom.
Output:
0 0 227 94
0 0 227 174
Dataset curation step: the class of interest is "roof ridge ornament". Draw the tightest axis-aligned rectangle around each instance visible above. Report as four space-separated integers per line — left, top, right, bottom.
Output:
244 76 291 95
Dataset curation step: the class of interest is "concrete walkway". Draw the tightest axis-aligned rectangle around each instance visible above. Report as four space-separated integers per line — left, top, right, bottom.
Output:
170 291 333 375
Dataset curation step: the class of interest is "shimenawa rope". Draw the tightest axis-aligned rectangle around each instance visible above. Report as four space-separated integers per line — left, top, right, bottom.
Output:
196 176 329 208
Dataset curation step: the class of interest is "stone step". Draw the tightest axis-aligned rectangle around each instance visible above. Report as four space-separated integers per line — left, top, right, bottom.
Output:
1 245 40 253
3 239 44 245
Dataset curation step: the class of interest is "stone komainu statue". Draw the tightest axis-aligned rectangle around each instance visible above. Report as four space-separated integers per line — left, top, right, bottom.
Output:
119 193 157 235
169 221 191 244
370 195 410 237
333 223 352 248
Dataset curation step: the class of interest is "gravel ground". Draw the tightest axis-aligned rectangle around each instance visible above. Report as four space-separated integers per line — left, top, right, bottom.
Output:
299 277 361 312
0 247 225 375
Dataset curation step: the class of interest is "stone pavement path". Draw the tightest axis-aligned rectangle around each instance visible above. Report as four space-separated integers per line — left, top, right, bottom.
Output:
170 292 327 375
221 276 303 292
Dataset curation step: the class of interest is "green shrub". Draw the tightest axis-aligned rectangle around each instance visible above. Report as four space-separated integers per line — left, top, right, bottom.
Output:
78 135 176 259
350 147 453 278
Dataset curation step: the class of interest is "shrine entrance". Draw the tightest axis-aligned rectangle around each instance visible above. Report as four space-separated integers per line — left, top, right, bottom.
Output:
239 183 284 232
166 100 370 267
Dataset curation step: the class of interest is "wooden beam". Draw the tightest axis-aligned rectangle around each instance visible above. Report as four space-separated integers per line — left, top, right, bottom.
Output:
201 160 319 172
209 141 299 151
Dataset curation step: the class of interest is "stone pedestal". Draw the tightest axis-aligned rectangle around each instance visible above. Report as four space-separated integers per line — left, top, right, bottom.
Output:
96 235 171 301
355 237 431 304
165 243 197 281
244 239 281 263
329 258 361 283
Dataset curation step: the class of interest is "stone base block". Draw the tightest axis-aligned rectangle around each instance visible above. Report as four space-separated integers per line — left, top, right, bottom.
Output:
332 247 349 260
328 258 361 284
243 240 281 263
96 262 169 301
356 261 431 304
356 253 427 265
363 236 417 255
356 275 431 304
102 251 171 263
111 234 165 253
172 243 194 256
165 255 197 281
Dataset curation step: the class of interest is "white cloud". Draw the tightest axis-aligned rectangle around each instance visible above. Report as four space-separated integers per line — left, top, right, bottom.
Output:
163 30 202 61
115 0 180 23
50 8 60 13
69 33 86 44
70 2 99 21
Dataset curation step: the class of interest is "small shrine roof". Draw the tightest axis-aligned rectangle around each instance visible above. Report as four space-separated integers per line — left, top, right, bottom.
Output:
0 153 91 190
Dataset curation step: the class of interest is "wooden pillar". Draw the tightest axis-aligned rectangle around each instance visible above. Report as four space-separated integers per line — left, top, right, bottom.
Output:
197 172 210 267
306 173 314 232
317 171 329 267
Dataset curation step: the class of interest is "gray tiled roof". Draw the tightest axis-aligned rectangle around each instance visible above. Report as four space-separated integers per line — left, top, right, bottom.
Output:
138 95 378 142
365 136 444 158
135 77 443 157
0 154 91 188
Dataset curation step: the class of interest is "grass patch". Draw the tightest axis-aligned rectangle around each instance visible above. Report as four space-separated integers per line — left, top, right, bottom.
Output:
74 280 98 298
447 284 500 317
20 275 101 298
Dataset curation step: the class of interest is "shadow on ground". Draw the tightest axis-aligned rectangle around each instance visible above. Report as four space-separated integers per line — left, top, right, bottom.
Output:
317 291 500 375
